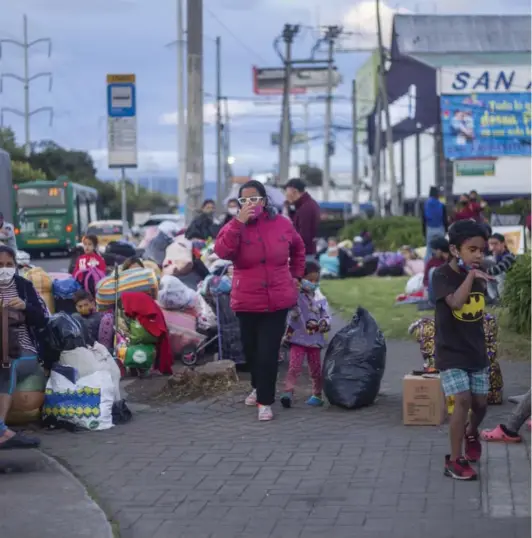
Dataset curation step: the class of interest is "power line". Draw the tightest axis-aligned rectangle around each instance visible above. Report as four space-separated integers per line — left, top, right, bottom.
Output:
0 14 53 157
205 7 268 64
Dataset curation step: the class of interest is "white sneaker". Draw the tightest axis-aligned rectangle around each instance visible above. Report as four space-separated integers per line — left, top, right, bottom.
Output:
258 405 273 421
245 389 257 406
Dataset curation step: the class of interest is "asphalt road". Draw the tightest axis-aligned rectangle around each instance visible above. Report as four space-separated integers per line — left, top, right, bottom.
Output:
31 254 71 274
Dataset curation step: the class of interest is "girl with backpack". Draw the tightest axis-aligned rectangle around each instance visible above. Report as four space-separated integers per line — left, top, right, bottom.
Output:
73 235 107 295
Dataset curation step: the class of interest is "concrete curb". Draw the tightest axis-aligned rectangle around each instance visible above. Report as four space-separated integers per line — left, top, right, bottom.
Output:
39 451 116 538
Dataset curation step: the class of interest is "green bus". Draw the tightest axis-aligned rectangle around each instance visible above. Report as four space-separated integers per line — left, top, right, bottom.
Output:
13 179 99 254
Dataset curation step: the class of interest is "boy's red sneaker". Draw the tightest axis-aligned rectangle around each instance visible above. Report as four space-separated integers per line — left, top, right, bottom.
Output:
444 456 478 481
465 432 482 462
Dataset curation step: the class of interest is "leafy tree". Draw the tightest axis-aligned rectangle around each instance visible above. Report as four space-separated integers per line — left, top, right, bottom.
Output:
11 160 46 183
0 127 175 220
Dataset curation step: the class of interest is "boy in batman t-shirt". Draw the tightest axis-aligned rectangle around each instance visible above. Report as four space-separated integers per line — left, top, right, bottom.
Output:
432 220 493 482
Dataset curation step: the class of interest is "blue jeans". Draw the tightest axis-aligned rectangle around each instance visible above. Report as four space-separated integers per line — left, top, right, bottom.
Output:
425 226 446 262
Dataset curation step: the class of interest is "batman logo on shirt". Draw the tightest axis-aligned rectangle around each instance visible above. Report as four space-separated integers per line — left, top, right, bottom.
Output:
453 292 484 322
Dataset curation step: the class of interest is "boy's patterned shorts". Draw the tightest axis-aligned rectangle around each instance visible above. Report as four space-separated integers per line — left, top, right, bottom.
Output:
440 368 490 397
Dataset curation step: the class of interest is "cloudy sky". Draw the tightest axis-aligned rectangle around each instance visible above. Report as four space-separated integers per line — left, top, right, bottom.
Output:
0 0 530 181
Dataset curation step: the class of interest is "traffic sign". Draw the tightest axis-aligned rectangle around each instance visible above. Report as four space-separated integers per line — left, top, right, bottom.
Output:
106 74 137 168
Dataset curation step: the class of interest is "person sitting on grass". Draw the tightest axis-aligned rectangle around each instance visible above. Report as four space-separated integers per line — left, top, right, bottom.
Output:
432 220 494 481
318 237 340 279
280 261 331 409
481 389 531 443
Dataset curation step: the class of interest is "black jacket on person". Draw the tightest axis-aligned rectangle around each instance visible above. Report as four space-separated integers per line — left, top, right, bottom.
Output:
185 213 220 241
13 274 49 360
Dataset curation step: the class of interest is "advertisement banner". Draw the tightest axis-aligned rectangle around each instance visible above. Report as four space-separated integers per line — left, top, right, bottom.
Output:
440 93 532 159
355 50 380 141
253 66 342 95
491 225 526 255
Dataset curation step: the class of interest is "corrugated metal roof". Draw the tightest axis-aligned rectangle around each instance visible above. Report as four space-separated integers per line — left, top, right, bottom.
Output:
393 14 531 55
410 52 531 68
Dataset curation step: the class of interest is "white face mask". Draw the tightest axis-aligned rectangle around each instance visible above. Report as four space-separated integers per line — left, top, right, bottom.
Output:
228 207 238 216
0 267 16 284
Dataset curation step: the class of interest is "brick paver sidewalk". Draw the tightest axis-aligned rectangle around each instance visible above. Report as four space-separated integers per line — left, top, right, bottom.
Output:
39 335 531 538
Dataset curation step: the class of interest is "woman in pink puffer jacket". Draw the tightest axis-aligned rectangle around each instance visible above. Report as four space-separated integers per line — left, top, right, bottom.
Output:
215 180 305 422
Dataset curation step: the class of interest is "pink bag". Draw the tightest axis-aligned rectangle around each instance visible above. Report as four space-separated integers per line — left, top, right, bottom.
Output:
74 266 106 295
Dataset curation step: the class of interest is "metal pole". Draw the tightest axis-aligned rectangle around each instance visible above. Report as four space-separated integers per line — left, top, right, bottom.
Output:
223 97 232 192
376 0 400 215
121 167 128 239
278 25 298 186
22 15 30 157
323 36 334 203
415 131 421 216
351 79 360 215
176 0 186 215
185 0 204 224
371 98 382 215
215 36 223 212
303 101 310 166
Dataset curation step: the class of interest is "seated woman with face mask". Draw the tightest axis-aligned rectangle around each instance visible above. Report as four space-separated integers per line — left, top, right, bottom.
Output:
0 245 48 449
221 199 240 227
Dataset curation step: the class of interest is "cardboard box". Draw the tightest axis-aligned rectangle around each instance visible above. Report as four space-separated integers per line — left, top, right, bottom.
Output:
403 374 446 426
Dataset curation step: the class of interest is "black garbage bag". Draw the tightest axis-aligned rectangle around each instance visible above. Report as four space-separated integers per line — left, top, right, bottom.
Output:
323 307 386 409
112 400 133 425
39 313 86 369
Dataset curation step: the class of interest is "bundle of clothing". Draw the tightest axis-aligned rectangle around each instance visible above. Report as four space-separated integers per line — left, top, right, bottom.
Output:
115 291 173 375
158 275 216 333
408 313 503 405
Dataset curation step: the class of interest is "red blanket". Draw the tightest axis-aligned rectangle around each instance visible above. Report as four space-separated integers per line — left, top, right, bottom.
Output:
121 292 173 374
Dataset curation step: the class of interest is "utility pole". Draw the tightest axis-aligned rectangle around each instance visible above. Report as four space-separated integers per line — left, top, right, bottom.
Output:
322 25 342 202
222 97 233 194
215 36 223 212
372 98 382 215
351 79 360 215
303 101 310 166
277 24 299 186
376 0 400 215
0 14 53 157
176 0 186 215
185 0 204 224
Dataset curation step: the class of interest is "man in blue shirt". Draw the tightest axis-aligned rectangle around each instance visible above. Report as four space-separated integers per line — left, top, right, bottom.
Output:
422 187 448 262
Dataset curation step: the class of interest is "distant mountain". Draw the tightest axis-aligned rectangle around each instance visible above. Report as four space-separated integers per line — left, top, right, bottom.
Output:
99 176 217 199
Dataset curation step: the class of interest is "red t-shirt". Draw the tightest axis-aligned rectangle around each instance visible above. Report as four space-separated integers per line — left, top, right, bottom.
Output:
423 257 446 287
74 253 107 275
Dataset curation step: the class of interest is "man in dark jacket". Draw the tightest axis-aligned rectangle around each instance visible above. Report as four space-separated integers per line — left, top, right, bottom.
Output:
284 178 320 256
185 199 220 241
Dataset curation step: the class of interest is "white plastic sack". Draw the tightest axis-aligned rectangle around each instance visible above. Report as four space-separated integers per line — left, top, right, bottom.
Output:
163 236 193 274
158 274 197 310
405 273 425 295
43 370 114 431
158 220 182 238
195 294 217 332
59 347 101 379
90 341 122 402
